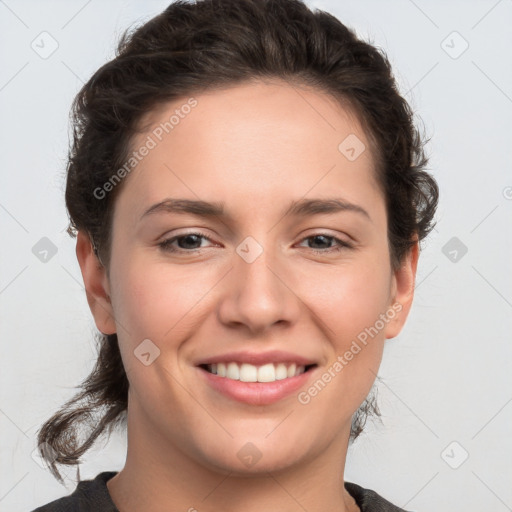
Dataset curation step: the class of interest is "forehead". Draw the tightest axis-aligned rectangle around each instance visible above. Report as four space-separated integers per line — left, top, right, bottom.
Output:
116 79 382 223
137 79 370 155
138 78 358 120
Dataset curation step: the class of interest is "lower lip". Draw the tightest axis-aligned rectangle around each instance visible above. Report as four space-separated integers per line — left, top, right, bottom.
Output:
198 366 316 405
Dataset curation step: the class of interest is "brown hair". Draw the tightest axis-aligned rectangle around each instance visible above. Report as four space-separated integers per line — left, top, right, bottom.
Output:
38 0 439 482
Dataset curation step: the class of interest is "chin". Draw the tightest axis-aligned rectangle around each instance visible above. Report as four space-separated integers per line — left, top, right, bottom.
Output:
189 431 313 476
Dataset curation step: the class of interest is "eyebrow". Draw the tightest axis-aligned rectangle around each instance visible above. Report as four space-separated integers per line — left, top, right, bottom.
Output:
139 197 371 222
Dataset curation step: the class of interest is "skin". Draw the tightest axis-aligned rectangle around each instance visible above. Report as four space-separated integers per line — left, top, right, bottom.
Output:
76 79 418 512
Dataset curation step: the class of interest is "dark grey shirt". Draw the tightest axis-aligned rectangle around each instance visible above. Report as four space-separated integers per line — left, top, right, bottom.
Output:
32 471 412 511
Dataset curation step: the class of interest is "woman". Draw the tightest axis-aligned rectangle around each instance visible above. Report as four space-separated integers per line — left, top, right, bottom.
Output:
33 0 438 510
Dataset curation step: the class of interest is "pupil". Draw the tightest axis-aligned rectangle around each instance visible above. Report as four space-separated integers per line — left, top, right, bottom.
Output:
180 234 201 249
311 235 329 249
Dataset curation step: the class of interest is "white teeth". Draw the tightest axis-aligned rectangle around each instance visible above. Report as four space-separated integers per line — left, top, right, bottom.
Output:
275 363 288 380
257 363 275 382
239 363 258 382
205 362 308 382
287 363 296 378
217 362 226 377
226 362 240 380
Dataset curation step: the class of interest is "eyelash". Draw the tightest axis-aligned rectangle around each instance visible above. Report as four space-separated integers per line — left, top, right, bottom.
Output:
158 231 353 255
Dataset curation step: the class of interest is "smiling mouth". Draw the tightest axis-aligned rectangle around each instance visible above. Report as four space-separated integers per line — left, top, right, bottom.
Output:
199 362 318 383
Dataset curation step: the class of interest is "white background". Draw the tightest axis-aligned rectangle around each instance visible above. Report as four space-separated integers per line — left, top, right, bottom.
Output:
1 1 511 511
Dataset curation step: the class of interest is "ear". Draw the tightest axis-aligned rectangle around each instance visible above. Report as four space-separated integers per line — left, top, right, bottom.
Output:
384 240 419 340
75 230 117 335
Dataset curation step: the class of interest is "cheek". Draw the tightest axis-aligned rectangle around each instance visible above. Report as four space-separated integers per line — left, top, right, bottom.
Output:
303 261 393 342
110 255 218 346
297 269 390 428
111 245 393 344
300 259 391 397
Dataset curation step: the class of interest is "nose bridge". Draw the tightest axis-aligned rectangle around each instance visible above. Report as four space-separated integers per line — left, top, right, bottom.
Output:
218 233 299 332
238 234 280 292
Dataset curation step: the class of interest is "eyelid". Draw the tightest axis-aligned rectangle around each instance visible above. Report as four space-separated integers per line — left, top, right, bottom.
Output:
158 228 213 241
157 229 218 252
299 227 354 243
159 227 353 243
158 229 354 254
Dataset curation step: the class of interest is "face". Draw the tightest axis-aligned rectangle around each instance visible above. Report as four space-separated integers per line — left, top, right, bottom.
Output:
78 79 417 475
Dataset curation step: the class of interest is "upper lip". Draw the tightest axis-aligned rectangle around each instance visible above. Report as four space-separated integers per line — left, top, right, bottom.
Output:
196 350 318 367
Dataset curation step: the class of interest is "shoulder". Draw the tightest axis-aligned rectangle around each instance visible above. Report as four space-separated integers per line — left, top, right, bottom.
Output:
345 481 414 512
31 472 119 512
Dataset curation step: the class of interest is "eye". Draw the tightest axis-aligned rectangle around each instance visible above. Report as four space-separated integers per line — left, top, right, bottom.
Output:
158 232 214 253
158 231 353 254
297 233 353 254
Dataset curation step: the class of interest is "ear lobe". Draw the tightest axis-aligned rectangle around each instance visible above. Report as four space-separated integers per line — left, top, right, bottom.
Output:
75 230 117 335
384 241 419 340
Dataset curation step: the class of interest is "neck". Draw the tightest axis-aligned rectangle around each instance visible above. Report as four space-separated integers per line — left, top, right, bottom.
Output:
107 400 359 512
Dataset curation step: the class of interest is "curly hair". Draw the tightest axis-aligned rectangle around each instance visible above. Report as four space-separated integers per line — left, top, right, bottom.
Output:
38 0 439 482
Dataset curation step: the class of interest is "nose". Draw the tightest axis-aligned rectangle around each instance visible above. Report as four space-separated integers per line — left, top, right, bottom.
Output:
217 238 301 335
